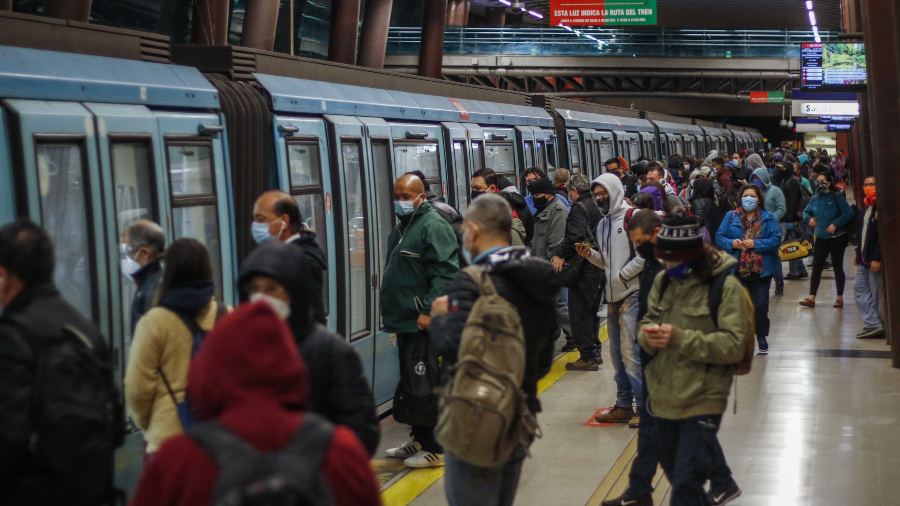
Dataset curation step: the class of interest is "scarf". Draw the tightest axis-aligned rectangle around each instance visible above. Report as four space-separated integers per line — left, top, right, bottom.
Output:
865 195 876 208
738 211 764 277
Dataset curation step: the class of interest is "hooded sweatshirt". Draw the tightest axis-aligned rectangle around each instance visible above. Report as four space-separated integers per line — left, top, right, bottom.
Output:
129 303 381 506
751 167 787 222
584 174 645 302
238 242 380 455
640 186 665 212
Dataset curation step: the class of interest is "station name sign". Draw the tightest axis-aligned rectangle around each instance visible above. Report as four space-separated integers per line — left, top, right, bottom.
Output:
794 102 860 116
551 0 657 26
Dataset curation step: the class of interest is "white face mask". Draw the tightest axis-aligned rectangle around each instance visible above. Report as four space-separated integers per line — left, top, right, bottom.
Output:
120 244 143 277
250 292 291 320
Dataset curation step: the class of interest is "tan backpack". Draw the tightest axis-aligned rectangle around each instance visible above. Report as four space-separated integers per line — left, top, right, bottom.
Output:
434 265 539 468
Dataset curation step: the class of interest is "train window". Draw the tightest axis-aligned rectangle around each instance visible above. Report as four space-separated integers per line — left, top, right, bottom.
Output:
371 140 392 330
35 142 95 320
342 141 370 339
393 142 441 196
592 141 601 175
287 142 322 187
110 140 156 347
166 142 222 298
471 140 484 172
523 140 534 168
569 140 580 171
452 141 469 215
485 143 516 184
599 142 614 170
547 139 557 170
535 140 547 171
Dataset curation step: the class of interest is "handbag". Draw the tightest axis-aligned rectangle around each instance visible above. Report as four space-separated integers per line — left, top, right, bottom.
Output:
779 225 813 262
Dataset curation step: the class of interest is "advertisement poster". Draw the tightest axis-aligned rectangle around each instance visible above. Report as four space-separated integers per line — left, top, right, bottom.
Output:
551 0 657 26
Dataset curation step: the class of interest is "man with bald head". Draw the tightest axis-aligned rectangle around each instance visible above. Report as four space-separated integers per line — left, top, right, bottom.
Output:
120 220 166 334
252 190 328 324
382 174 460 468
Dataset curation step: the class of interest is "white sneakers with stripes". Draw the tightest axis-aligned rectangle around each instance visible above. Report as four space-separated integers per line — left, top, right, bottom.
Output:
386 437 445 467
385 437 420 459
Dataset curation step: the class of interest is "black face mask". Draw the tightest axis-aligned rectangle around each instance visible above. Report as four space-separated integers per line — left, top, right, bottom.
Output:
636 240 656 259
533 196 549 208
596 197 611 215
471 190 486 200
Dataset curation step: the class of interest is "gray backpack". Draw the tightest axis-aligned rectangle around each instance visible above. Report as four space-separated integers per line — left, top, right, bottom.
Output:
186 413 336 506
434 265 540 467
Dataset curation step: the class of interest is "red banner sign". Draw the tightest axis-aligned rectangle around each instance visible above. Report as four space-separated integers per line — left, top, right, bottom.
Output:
551 0 657 26
750 92 769 104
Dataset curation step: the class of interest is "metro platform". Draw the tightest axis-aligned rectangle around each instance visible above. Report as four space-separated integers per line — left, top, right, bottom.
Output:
374 255 900 506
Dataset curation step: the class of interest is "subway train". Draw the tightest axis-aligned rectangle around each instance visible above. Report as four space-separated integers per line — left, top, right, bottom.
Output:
0 16 765 411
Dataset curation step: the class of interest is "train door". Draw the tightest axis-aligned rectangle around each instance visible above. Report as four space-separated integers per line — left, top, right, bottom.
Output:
626 133 641 164
577 129 594 177
533 128 548 173
566 129 581 173
639 132 655 161
84 103 167 383
545 130 558 174
442 122 470 214
390 123 447 197
598 132 614 173
483 127 518 186
2 98 111 345
515 126 536 181
271 115 338 333
612 131 628 164
590 133 602 179
0 109 13 225
324 115 377 390
675 135 684 157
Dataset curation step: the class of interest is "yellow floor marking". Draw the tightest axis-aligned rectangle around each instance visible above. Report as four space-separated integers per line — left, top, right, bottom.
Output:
381 322 609 506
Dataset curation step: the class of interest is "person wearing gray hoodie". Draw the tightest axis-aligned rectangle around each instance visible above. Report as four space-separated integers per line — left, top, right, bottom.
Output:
749 167 787 293
576 174 645 426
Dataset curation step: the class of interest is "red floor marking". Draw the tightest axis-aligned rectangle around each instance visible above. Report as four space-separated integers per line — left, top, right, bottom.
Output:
582 408 616 427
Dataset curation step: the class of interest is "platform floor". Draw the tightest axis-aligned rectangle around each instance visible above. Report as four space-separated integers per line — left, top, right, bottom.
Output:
376 255 900 506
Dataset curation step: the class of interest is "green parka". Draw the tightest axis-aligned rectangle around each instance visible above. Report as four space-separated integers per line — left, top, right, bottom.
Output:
381 202 460 334
638 251 751 420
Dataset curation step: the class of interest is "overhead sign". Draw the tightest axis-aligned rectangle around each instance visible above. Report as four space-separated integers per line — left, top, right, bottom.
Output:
750 92 785 104
827 124 853 131
795 102 860 116
551 0 657 26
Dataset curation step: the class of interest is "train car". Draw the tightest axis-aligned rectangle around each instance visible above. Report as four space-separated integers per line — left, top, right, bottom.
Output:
646 112 707 160
695 121 732 156
747 128 766 151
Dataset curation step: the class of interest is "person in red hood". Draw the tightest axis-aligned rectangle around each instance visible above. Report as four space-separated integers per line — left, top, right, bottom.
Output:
129 301 381 506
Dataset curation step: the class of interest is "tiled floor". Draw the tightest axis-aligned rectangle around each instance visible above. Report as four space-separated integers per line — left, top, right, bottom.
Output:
381 254 900 506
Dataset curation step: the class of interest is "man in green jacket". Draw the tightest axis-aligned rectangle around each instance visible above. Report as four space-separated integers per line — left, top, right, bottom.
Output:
638 211 750 506
382 174 460 468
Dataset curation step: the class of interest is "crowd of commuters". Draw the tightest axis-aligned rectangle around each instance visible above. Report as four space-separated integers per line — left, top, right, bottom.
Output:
0 140 877 506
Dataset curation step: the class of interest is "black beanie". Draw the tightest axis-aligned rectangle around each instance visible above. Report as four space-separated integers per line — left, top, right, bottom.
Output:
528 177 556 195
655 208 705 261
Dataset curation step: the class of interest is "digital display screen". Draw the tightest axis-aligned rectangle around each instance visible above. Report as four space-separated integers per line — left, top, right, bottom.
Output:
827 124 853 131
802 43 867 91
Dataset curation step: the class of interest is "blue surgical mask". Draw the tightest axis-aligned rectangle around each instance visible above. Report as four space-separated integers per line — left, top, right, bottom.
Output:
753 179 766 189
394 200 416 216
741 196 758 211
252 219 282 244
666 260 697 279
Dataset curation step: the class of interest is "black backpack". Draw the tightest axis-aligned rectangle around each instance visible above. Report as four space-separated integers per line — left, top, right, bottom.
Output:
4 313 125 505
187 412 337 506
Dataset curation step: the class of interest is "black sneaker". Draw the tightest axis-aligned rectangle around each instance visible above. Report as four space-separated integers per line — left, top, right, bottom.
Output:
708 478 742 505
798 271 809 279
561 342 577 352
774 282 784 295
784 273 802 280
757 336 769 355
600 490 653 506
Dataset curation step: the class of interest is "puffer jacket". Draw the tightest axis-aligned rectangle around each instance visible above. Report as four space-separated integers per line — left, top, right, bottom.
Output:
430 247 562 414
751 168 787 222
126 292 221 453
239 242 380 456
715 209 783 278
531 195 569 260
380 202 460 333
585 174 645 302
803 189 854 239
638 251 752 420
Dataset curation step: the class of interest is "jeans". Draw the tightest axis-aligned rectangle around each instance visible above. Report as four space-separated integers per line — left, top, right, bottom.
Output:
855 266 885 328
568 286 602 361
739 274 772 340
444 454 525 506
810 234 848 296
656 415 731 506
608 292 642 408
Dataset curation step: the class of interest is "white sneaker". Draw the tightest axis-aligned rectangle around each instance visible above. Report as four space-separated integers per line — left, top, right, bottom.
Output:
597 304 608 318
404 450 445 468
386 437 421 459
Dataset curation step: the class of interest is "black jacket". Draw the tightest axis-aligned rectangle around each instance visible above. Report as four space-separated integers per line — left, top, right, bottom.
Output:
690 179 724 238
286 230 328 325
130 258 163 335
238 242 380 456
430 247 562 414
619 173 640 200
0 283 113 506
558 192 603 291
856 202 881 267
779 173 803 223
637 256 663 321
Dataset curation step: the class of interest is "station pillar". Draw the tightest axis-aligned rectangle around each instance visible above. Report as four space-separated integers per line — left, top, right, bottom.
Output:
328 0 361 64
192 0 230 45
446 0 469 26
418 0 448 79
44 0 91 22
358 0 394 69
484 7 505 26
242 0 280 51
860 0 900 365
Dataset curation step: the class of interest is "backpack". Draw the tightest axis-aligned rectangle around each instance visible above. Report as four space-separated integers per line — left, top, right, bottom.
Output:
714 180 735 214
797 184 812 221
434 265 540 467
159 302 227 429
657 270 756 375
187 412 336 506
4 313 125 505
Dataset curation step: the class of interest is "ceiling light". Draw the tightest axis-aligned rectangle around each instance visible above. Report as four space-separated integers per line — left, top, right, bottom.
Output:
528 10 543 18
585 34 597 41
499 0 510 4
561 23 573 31
574 30 582 35
809 11 816 26
815 34 822 43
806 1 813 9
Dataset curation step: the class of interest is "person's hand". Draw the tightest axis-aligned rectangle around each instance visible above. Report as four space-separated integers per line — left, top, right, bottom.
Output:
872 261 882 273
854 256 858 267
552 256 566 272
809 218 817 227
619 274 627 285
643 324 673 348
742 239 755 249
431 296 449 317
574 244 592 258
417 314 432 330
826 224 837 234
732 239 743 250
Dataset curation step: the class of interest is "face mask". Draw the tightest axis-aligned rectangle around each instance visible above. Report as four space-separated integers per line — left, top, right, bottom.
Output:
471 190 485 201
533 196 549 208
596 197 611 215
121 255 141 277
252 219 283 244
250 292 291 320
753 179 766 189
636 240 656 260
741 196 758 211
665 260 697 279
817 182 831 193
683 163 690 170
864 186 876 200
394 200 416 216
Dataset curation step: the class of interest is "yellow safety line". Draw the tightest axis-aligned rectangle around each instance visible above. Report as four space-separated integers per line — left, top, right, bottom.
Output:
584 433 671 506
381 322 610 506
